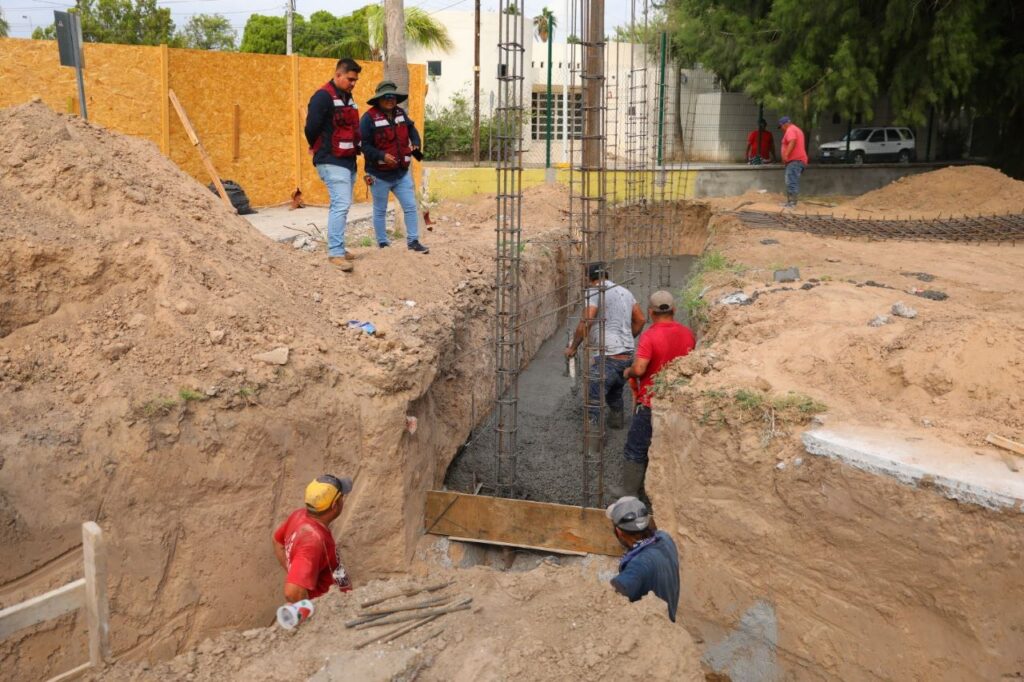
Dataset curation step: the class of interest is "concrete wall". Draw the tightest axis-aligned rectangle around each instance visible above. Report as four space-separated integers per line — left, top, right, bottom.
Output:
0 37 426 207
692 163 955 198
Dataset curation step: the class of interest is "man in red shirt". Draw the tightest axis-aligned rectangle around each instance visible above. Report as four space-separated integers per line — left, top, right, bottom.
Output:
616 291 696 498
746 119 775 164
272 474 353 602
778 115 809 208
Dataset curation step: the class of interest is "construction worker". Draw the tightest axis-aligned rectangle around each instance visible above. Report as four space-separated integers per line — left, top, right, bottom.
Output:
617 291 695 498
360 81 430 254
305 58 362 272
565 263 646 431
778 115 808 208
272 474 353 603
607 496 680 622
746 118 775 164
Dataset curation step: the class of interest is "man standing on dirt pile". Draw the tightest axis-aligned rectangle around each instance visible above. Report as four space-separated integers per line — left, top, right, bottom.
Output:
273 474 354 602
360 81 430 254
607 496 680 622
565 263 646 435
617 291 695 498
778 116 808 208
305 58 362 272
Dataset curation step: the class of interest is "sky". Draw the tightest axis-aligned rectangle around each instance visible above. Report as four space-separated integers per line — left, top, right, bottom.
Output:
2 0 632 41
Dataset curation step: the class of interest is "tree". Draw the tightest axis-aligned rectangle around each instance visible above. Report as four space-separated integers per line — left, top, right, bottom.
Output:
534 7 556 42
383 0 408 92
0 12 9 38
366 5 453 63
176 14 235 51
31 0 174 45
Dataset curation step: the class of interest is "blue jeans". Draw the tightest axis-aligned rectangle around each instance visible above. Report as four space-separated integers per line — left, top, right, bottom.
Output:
624 405 653 464
784 161 805 198
587 355 633 422
316 164 355 257
369 172 420 245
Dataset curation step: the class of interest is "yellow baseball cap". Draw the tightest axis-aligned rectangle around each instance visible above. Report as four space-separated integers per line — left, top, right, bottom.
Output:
304 474 353 512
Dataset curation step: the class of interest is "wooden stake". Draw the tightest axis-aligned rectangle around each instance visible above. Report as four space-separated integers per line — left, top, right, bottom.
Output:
232 103 241 162
82 522 111 665
986 433 1024 458
167 89 234 212
359 580 454 609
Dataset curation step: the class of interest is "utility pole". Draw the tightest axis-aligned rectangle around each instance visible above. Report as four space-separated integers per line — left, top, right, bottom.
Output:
285 0 294 55
473 0 481 165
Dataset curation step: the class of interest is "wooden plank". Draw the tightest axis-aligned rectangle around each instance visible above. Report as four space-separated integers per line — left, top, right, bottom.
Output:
232 103 241 162
987 433 1024 458
167 89 234 212
424 491 621 557
47 661 92 682
159 44 170 155
82 522 110 665
448 536 587 556
0 579 85 639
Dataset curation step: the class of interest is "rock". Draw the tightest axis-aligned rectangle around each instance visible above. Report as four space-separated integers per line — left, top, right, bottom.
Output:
175 300 197 315
891 302 918 319
800 282 816 290
719 291 751 305
914 289 948 301
773 267 800 283
209 329 226 344
312 292 322 303
825 257 841 263
868 314 891 327
253 347 289 365
102 342 132 361
760 238 780 245
127 313 147 328
900 271 935 282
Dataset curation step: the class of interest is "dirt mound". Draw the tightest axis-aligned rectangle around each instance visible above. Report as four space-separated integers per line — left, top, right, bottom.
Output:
0 102 570 679
94 562 702 682
846 165 1024 214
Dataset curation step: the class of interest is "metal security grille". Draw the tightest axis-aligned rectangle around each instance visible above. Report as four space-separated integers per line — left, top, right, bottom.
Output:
730 211 1024 243
530 90 583 141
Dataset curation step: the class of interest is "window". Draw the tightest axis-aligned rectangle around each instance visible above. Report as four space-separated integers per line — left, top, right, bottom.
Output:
427 61 441 77
868 130 885 142
886 129 901 142
530 90 583 140
899 128 914 140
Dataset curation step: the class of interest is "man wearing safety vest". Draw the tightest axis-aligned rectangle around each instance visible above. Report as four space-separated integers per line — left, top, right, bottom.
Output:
359 81 430 254
304 58 363 272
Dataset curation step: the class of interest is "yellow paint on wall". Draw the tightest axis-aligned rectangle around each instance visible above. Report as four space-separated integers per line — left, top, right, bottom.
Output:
0 38 426 207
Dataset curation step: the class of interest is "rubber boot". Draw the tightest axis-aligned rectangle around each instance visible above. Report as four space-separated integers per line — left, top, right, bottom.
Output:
609 460 647 499
608 408 624 430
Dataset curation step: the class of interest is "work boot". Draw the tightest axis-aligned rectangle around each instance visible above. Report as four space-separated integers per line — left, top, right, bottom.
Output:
609 460 647 499
328 256 354 272
608 408 624 430
408 240 430 254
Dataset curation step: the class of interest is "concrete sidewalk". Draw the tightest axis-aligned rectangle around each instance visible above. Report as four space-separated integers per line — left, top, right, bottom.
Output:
243 202 392 244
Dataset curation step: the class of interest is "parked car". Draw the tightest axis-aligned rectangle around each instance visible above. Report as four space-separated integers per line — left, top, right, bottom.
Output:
818 127 916 164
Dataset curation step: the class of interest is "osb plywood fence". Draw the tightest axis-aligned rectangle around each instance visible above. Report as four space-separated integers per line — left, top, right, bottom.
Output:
0 38 426 207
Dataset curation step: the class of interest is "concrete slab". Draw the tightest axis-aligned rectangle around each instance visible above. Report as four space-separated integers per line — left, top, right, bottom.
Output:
802 427 1024 512
241 203 388 243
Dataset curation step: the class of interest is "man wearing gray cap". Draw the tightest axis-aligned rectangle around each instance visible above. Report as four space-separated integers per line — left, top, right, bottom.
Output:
607 496 680 622
617 291 695 498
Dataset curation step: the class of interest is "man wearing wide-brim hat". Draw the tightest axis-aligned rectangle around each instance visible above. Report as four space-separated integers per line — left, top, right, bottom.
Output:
359 81 430 254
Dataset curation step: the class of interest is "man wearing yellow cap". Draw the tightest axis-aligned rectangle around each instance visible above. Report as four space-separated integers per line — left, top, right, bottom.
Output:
272 474 353 603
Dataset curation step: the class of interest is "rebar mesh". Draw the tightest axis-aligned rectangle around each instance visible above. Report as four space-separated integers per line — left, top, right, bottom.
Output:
730 211 1024 243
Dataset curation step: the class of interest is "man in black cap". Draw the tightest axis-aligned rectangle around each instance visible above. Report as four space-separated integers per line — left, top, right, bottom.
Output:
272 474 354 603
360 80 429 254
607 496 680 622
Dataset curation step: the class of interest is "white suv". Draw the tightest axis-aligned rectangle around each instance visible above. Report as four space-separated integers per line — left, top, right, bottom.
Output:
818 127 916 164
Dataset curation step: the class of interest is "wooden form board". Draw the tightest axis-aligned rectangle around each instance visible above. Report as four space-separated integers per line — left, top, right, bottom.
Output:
425 491 622 557
168 88 234 212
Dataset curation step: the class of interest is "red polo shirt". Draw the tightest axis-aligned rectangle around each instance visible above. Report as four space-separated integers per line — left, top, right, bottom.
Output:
636 321 695 407
273 509 340 599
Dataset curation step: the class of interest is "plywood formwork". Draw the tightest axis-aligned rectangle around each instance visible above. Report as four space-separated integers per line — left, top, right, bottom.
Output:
0 38 425 207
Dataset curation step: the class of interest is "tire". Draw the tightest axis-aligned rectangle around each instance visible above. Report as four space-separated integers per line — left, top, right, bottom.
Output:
897 149 910 164
852 151 865 165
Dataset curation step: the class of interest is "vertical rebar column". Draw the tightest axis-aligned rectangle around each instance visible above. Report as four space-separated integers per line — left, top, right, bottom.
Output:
625 0 652 283
571 0 607 508
654 30 673 289
493 0 526 499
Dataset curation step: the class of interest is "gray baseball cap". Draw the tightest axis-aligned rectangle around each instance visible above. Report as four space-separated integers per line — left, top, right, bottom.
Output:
649 290 675 312
606 496 651 532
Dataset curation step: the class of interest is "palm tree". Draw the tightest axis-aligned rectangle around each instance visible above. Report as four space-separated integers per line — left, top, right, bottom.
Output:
0 11 10 38
533 7 556 43
361 4 453 62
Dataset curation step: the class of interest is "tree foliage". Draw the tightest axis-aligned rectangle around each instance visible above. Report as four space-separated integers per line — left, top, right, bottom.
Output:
665 0 1024 174
423 90 492 161
32 0 174 44
176 14 235 51
0 12 9 38
534 7 556 42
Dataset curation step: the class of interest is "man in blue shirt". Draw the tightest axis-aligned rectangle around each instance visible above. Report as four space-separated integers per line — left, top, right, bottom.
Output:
606 496 680 622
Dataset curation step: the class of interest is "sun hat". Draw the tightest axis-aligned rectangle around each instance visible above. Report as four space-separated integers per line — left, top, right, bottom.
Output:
649 290 675 312
305 474 353 512
368 80 408 106
606 496 651 532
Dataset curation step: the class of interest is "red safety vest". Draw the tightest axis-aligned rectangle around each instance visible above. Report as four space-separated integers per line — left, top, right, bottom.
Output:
313 81 360 158
367 105 412 171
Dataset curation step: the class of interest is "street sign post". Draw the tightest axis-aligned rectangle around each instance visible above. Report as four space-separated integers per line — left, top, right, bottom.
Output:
54 10 88 121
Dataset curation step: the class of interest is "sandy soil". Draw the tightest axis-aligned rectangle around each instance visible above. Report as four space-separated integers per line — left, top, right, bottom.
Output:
90 558 702 682
0 101 572 679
